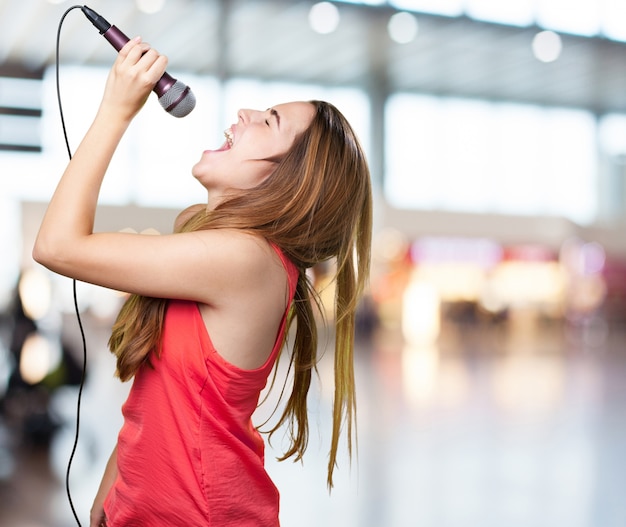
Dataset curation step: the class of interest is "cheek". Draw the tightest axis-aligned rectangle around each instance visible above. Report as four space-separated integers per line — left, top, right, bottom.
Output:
250 135 291 161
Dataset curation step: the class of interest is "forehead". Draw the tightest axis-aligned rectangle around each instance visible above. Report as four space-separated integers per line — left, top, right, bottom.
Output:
274 101 315 133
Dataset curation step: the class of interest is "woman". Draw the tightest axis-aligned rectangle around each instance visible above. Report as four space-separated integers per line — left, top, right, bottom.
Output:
33 37 372 527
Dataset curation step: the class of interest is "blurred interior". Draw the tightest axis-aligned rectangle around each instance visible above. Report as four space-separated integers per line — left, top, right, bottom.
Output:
2 0 626 526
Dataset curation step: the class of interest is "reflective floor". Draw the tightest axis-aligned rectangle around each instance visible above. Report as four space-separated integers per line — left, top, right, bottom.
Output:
1 313 626 527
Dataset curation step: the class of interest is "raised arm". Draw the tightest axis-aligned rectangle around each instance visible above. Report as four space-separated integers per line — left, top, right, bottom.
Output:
33 37 287 321
31 41 254 303
33 36 166 276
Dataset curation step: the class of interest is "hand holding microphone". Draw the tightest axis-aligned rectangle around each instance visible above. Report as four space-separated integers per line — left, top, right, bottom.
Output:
81 5 196 118
99 37 169 122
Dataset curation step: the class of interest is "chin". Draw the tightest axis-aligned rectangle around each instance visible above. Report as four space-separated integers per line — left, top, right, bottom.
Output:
191 161 205 180
191 170 207 188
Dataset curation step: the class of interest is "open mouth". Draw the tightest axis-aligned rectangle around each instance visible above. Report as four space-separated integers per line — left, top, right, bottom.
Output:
205 127 234 154
224 128 234 148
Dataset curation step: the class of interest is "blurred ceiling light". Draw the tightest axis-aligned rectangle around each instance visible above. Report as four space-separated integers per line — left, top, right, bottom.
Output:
19 333 60 385
19 268 51 320
136 0 166 14
388 12 418 44
532 30 562 63
309 2 341 34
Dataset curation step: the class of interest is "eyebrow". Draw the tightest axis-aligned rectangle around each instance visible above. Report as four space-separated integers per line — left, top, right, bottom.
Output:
269 108 281 129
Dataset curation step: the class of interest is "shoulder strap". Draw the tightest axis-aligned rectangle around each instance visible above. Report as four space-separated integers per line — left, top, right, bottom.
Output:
269 242 299 303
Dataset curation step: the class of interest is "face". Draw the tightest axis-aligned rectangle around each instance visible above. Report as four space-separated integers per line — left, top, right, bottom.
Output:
192 101 315 198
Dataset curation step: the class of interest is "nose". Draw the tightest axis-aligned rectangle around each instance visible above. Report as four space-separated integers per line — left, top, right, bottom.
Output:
238 109 265 125
238 109 255 123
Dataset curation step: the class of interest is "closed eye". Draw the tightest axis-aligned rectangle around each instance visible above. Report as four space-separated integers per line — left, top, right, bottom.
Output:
266 108 281 129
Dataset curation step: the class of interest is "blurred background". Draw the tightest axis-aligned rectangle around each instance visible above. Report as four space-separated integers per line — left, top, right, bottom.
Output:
2 0 626 525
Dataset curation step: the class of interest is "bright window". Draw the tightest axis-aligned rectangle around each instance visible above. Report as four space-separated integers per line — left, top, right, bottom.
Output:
390 0 463 17
535 0 600 36
465 0 535 26
385 93 598 224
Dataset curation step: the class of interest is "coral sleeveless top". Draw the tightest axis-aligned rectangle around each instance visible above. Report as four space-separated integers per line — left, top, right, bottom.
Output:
104 244 299 526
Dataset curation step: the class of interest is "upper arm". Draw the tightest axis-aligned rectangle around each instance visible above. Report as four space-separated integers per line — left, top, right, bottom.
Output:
34 228 272 306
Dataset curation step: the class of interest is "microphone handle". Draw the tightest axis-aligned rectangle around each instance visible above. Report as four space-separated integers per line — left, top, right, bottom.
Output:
102 25 176 98
81 5 195 117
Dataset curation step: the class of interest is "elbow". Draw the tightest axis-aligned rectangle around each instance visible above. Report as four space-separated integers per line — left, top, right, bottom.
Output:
32 235 64 271
32 236 51 268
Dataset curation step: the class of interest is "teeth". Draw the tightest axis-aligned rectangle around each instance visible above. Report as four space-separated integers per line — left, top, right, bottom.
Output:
224 128 233 147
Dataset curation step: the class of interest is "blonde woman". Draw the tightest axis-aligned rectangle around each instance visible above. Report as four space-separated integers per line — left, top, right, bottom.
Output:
34 37 372 527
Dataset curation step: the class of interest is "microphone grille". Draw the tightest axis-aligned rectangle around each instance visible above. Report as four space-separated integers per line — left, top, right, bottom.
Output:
158 80 196 118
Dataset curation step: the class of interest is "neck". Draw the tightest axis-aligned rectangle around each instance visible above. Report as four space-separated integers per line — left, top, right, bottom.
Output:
206 188 241 212
206 190 224 211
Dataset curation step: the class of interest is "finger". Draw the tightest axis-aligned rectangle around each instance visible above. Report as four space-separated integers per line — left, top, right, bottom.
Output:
125 42 153 66
114 38 149 73
131 48 166 84
145 54 168 80
118 36 142 58
137 47 160 66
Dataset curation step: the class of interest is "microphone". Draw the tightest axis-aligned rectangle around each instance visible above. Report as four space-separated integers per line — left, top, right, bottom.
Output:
81 5 196 118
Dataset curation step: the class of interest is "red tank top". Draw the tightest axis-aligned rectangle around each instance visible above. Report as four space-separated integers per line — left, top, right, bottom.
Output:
104 245 299 526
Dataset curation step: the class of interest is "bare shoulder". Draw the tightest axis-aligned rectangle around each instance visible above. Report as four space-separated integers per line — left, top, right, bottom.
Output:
228 231 286 283
194 229 287 304
201 229 279 267
195 231 290 368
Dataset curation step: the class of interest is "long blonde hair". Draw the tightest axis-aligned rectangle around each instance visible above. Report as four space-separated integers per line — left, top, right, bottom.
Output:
108 100 373 487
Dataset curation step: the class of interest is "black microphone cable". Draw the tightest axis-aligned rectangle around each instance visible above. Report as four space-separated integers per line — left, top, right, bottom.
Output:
55 5 88 527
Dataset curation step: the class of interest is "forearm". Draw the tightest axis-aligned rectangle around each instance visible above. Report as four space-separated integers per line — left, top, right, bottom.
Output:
33 109 130 264
91 445 118 527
